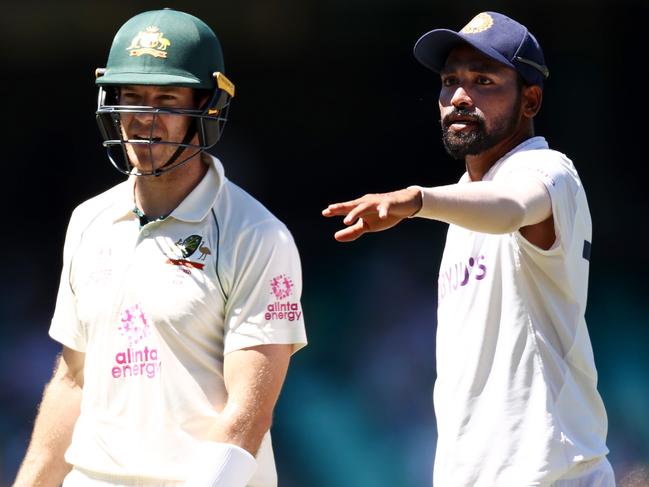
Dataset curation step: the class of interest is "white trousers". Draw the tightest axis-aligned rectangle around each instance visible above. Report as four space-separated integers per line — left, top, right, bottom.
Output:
551 457 616 487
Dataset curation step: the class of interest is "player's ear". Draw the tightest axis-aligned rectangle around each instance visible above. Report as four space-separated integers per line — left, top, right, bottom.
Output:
522 84 543 119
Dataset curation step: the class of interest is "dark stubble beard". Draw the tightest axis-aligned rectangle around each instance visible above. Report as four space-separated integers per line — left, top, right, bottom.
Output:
440 93 522 160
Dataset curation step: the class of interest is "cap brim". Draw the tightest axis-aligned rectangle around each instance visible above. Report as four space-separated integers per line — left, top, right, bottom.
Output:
96 71 207 88
413 29 514 73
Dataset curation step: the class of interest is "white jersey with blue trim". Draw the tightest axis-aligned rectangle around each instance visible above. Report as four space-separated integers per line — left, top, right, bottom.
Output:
49 154 307 485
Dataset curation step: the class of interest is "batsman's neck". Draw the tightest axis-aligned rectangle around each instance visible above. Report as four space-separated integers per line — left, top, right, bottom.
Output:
134 154 208 219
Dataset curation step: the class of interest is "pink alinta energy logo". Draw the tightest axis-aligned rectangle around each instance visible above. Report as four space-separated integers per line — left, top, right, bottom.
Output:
112 303 161 380
267 274 302 322
118 303 150 347
270 274 294 300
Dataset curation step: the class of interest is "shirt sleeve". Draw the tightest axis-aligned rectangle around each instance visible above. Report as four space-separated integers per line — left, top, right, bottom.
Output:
49 208 87 352
506 152 581 253
223 219 307 355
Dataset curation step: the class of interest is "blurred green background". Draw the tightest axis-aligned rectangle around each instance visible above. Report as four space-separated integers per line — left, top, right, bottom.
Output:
1 0 647 485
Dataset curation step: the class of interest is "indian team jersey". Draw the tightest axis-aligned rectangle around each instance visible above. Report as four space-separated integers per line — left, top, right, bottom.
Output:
433 137 609 486
49 154 307 485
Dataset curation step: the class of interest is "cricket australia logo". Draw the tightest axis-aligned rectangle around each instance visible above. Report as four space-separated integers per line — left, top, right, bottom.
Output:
266 274 302 322
175 235 203 258
126 26 171 58
166 235 209 273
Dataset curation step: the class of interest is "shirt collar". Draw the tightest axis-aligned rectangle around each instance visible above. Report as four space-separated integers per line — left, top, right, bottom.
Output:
171 153 225 222
109 153 226 223
480 136 549 181
110 178 137 223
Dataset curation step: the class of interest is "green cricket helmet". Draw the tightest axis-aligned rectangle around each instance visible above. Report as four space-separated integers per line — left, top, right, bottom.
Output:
95 8 235 176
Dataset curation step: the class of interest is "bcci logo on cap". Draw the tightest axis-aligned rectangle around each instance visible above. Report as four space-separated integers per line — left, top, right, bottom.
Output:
460 12 494 34
126 26 171 58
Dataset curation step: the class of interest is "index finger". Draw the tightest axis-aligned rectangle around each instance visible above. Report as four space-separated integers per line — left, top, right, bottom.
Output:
322 199 362 217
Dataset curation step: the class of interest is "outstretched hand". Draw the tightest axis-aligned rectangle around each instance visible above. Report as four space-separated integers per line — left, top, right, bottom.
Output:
322 187 423 242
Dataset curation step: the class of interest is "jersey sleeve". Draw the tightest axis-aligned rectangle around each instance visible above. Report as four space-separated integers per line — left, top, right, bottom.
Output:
506 152 582 253
223 220 307 355
49 208 87 352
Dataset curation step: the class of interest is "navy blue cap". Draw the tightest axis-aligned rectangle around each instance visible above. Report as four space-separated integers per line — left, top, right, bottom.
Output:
413 12 549 87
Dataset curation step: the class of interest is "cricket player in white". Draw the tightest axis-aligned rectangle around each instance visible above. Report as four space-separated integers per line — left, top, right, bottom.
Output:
13 9 306 487
324 11 614 487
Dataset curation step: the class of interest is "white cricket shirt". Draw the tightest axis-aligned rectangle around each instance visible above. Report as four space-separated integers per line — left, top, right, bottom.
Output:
49 155 307 485
431 137 609 486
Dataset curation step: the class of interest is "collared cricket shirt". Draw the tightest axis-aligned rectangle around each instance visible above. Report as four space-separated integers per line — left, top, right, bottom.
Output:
49 155 307 485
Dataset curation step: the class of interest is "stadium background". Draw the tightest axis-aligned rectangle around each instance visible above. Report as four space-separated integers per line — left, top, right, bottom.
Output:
1 0 647 485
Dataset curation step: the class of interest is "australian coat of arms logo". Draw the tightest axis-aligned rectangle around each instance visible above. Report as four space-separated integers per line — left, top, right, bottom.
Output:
126 26 171 58
166 235 211 274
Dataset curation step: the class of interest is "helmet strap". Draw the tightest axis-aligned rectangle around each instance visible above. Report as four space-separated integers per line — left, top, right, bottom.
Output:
153 119 199 176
